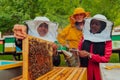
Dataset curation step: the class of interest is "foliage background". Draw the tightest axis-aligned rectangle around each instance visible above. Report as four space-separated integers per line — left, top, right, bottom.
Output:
0 0 120 34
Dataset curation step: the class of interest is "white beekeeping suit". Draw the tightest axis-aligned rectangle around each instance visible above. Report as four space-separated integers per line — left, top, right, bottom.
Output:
25 16 58 42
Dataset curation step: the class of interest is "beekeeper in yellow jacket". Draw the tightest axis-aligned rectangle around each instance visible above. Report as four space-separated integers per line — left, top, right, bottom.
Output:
57 7 90 49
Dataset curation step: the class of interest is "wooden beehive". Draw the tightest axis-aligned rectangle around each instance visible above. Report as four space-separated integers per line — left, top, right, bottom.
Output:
0 38 4 53
12 35 87 80
37 67 87 80
22 35 54 80
100 63 120 80
4 35 16 52
12 67 87 80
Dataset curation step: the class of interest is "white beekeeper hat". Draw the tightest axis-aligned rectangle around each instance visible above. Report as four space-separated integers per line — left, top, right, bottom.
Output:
24 16 58 42
83 14 113 42
34 16 50 21
93 14 107 20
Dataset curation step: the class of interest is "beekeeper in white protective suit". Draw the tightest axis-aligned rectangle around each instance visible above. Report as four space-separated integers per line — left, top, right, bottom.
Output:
26 17 58 42
13 16 61 66
13 16 58 42
78 14 113 80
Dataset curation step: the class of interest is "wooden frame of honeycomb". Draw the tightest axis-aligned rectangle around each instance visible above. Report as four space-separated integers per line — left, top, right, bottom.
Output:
22 35 53 80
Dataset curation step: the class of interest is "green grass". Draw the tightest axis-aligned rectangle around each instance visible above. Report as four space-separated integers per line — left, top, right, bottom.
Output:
59 54 67 66
109 53 119 63
0 55 13 60
0 53 119 66
59 53 120 66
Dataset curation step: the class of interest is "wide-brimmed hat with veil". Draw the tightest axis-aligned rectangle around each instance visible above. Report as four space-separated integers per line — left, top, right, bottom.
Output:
24 16 58 42
83 14 113 42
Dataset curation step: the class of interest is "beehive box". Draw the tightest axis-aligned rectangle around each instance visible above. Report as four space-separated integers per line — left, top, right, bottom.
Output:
22 35 54 80
112 41 120 49
37 67 87 80
100 63 120 80
4 35 16 52
12 67 87 80
0 38 4 53
112 35 120 41
0 60 22 80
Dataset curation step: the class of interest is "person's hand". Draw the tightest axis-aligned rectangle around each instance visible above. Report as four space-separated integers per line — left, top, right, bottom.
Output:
63 44 69 48
13 24 27 39
52 43 58 56
78 50 90 58
70 16 76 24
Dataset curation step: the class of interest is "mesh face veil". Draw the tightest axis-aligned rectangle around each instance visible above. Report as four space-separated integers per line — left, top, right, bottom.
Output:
83 14 113 42
25 17 58 42
90 19 106 34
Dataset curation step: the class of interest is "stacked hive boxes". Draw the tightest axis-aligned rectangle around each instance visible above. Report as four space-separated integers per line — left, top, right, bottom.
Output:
0 38 4 53
4 36 16 52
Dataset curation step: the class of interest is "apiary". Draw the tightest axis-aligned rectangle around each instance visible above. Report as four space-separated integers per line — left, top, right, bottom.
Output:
12 35 87 80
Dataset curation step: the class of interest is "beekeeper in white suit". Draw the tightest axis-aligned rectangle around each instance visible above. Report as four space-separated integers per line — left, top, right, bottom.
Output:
13 16 61 66
13 16 58 41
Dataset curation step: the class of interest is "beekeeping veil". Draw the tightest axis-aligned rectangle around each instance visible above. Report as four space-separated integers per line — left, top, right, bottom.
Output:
83 14 113 42
24 17 58 42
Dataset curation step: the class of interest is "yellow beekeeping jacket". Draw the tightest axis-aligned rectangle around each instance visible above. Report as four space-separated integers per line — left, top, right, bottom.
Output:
57 7 90 49
57 24 83 49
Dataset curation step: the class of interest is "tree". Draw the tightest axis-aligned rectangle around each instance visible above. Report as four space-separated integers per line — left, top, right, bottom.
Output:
0 0 120 34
